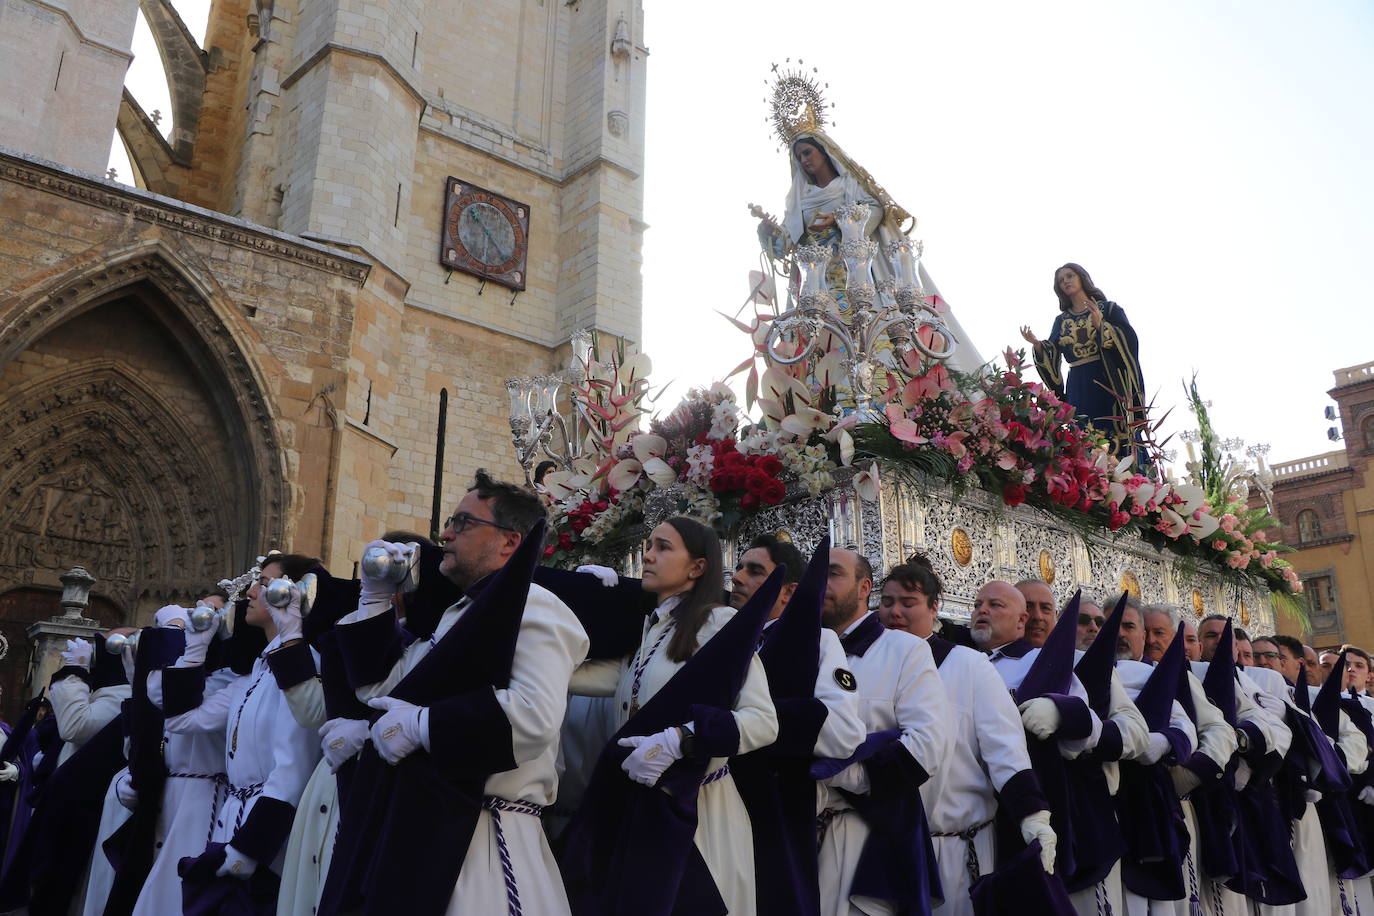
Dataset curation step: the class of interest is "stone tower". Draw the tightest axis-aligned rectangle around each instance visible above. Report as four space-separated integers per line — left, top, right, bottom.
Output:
0 0 139 172
0 0 648 710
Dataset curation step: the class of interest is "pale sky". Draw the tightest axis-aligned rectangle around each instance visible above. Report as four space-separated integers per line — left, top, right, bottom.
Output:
113 0 1374 470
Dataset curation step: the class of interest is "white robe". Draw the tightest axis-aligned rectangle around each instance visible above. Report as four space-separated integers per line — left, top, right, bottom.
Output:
163 636 322 873
922 642 1034 916
78 767 129 916
571 599 779 916
276 758 337 916
817 615 950 916
49 677 130 766
133 669 237 916
355 583 591 916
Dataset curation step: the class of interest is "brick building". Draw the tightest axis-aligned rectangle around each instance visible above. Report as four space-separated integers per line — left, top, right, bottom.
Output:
0 0 647 715
1268 361 1374 649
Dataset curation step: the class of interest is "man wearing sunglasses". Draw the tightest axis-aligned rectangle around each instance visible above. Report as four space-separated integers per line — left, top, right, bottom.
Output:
1076 601 1106 651
322 469 590 916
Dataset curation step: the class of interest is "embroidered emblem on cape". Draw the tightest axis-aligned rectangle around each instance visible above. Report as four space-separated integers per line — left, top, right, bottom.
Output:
834 668 857 692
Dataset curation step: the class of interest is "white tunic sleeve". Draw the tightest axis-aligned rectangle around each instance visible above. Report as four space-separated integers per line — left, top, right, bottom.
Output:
969 652 1033 791
261 688 322 807
894 634 950 775
1236 671 1292 758
569 657 627 698
165 680 237 734
1338 709 1369 776
811 629 866 759
51 680 129 750
494 586 591 765
282 679 327 731
732 654 779 755
1056 673 1104 759
1108 670 1151 761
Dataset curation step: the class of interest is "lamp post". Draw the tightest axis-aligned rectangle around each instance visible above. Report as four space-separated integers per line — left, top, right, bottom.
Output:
507 329 595 483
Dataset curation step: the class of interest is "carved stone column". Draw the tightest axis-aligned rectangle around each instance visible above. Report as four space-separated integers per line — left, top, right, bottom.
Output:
26 566 103 698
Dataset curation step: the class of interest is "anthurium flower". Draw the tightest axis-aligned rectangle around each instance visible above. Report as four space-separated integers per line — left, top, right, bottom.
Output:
854 461 881 501
782 406 831 437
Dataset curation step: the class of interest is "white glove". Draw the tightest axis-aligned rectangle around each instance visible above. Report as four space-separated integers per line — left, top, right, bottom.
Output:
1233 758 1253 793
1304 788 1323 804
215 844 257 879
1171 766 1202 797
1018 697 1062 740
178 620 219 667
359 540 414 608
154 604 188 628
825 761 871 794
61 638 93 669
1358 786 1374 806
1137 732 1173 766
0 762 17 783
264 577 303 642
618 726 684 787
115 772 138 810
367 696 429 765
319 718 370 772
576 564 620 587
1019 809 1057 874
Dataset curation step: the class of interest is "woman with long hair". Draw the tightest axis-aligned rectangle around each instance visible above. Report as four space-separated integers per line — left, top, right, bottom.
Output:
1020 263 1147 459
566 516 778 915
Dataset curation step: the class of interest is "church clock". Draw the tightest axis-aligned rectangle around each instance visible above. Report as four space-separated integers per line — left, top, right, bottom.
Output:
440 178 530 291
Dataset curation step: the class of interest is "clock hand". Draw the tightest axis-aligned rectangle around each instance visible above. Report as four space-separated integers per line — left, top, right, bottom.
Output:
476 219 510 262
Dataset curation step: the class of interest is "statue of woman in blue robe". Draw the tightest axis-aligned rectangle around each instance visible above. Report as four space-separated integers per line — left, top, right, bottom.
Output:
1020 263 1146 459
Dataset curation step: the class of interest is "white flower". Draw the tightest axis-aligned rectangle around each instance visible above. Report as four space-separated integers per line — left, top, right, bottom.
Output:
684 444 715 487
709 400 740 440
854 462 881 502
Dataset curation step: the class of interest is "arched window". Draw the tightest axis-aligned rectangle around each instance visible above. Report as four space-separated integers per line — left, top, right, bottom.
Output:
1297 509 1322 545
1363 416 1374 453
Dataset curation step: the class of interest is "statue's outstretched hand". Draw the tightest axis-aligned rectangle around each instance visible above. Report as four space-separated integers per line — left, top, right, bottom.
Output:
1019 325 1039 346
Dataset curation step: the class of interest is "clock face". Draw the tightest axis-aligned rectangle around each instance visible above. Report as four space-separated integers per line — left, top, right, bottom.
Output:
458 203 517 267
439 179 530 290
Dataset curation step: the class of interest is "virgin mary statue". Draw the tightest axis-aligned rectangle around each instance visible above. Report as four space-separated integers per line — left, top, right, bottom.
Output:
757 125 984 375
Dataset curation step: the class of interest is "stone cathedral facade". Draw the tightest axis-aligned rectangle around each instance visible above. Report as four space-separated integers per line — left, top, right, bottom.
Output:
0 0 647 713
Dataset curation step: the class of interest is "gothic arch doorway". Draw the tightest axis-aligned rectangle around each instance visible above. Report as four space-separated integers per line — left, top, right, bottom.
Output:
0 245 287 618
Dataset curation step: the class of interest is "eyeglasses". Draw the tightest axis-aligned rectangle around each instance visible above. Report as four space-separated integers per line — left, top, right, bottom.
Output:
1078 614 1106 628
1254 651 1281 661
443 512 516 534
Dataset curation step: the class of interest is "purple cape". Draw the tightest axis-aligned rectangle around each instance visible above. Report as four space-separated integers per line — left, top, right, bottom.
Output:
559 571 775 916
318 518 547 916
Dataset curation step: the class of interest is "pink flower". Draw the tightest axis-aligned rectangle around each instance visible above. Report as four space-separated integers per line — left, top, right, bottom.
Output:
1211 539 1228 551
1219 514 1239 533
1260 550 1277 568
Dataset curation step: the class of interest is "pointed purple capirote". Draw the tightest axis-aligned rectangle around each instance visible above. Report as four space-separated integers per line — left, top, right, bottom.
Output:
1314 651 1349 740
1201 619 1237 726
1015 589 1081 705
1293 663 1312 713
319 517 549 916
734 535 830 916
1135 622 1187 732
1074 591 1128 717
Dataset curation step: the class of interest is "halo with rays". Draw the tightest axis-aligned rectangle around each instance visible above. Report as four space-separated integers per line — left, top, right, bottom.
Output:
765 59 833 148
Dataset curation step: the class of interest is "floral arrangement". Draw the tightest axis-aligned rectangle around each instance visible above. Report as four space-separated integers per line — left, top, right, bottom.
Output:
539 340 853 564
537 318 1303 599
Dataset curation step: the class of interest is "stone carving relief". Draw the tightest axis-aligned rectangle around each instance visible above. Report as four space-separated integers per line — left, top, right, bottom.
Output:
0 363 238 615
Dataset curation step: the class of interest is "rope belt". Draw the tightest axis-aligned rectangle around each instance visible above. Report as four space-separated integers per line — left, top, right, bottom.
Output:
167 771 229 847
1184 845 1203 916
482 795 545 916
1093 878 1114 916
932 818 994 884
816 806 852 842
701 764 730 786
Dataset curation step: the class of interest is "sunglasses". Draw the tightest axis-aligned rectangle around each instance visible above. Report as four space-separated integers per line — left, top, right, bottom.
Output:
1078 614 1106 628
443 512 516 534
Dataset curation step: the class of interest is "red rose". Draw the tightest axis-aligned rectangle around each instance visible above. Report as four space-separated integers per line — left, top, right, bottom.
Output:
760 477 786 505
709 470 733 493
1002 483 1026 506
1108 510 1130 531
741 492 759 510
544 544 556 558
745 471 771 497
754 454 783 477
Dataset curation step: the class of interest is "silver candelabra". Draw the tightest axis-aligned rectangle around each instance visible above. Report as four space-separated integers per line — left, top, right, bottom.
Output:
507 329 595 484
762 204 956 417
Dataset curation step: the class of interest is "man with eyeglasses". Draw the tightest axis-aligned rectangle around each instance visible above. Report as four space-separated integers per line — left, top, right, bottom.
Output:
1076 600 1105 651
1250 636 1284 674
319 469 590 915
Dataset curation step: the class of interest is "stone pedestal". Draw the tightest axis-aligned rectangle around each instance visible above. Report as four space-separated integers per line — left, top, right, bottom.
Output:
25 566 102 699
